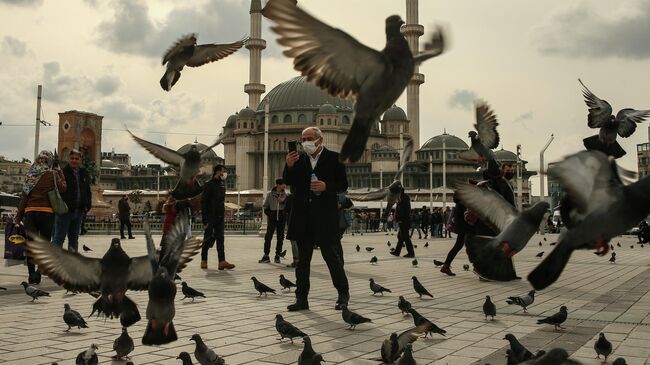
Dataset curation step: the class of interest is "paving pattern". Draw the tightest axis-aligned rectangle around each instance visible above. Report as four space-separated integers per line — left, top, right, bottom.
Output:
0 231 649 364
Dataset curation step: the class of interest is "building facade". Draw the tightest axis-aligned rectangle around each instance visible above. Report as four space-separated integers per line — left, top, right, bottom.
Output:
0 156 31 194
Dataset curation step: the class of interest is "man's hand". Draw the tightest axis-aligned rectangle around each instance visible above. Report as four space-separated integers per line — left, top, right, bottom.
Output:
310 179 326 192
286 151 299 168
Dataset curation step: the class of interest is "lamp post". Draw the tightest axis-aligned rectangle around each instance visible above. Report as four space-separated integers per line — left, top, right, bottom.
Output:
379 168 383 219
259 100 270 235
516 144 522 211
442 135 447 211
34 85 42 161
429 154 433 211
539 134 554 204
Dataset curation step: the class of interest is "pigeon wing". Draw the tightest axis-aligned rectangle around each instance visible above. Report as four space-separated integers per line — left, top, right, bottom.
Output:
127 128 183 167
262 0 387 99
474 100 499 149
186 38 247 67
413 26 446 64
162 33 197 65
458 147 481 162
392 138 414 181
455 183 517 233
578 78 613 128
143 218 158 274
348 188 388 202
202 115 238 152
616 108 650 138
396 327 421 352
26 235 101 292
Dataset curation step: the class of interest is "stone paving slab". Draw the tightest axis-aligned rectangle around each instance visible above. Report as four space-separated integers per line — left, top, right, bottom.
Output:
0 232 649 364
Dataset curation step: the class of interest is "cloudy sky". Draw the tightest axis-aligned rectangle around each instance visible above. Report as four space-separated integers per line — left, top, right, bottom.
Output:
1 0 649 195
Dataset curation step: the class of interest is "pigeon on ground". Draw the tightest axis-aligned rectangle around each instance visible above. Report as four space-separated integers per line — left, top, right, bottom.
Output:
579 78 649 158
83 244 92 252
396 343 417 365
113 327 134 361
550 241 557 246
612 358 627 365
370 256 378 265
369 278 392 296
506 290 535 312
483 296 496 320
20 282 49 302
143 215 201 345
412 259 418 267
262 0 446 162
537 306 568 331
528 151 650 290
63 303 88 332
630 245 634 249
617 242 621 247
504 333 533 363
177 352 194 365
387 241 391 247
609 252 616 263
433 259 444 267
610 244 614 251
181 281 206 301
191 334 225 365
75 344 98 365
520 348 582 365
411 276 433 298
458 101 500 166
298 336 322 365
539 241 542 246
424 242 429 248
455 182 549 281
413 244 418 248
275 314 308 343
463 264 470 271
398 295 412 315
594 332 613 362
0 287 6 290
408 308 446 338
536 252 544 258
279 274 297 292
379 328 421 364
366 247 375 252
251 277 276 296
341 305 372 330
356 245 361 252
279 249 287 258
160 33 246 91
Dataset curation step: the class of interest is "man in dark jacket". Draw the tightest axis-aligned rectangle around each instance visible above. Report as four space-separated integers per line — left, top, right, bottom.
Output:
420 206 430 239
118 194 134 239
200 164 235 270
260 178 288 264
52 149 92 252
283 127 349 312
391 188 415 257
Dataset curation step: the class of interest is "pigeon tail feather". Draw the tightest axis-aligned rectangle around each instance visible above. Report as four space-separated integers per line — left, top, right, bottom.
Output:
583 135 626 158
466 235 518 281
340 116 372 163
528 240 574 290
142 320 177 345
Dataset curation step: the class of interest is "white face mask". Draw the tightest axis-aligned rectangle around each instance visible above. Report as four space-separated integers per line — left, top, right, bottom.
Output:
302 139 320 155
221 172 228 180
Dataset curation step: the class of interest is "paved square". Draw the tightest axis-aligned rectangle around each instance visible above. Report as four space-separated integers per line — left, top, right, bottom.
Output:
1 231 649 364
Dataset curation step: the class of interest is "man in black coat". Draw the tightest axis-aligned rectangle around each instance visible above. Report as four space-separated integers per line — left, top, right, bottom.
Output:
283 127 349 312
200 164 235 270
52 149 92 252
118 194 134 239
391 188 415 257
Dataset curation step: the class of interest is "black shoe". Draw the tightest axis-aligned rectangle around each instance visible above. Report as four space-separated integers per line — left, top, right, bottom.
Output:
335 293 350 310
274 255 281 264
287 300 309 312
390 251 400 257
403 253 415 258
128 236 135 239
258 255 270 263
286 261 297 268
120 236 127 239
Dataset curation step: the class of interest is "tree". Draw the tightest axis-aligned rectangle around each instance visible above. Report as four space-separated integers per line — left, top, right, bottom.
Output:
128 190 143 212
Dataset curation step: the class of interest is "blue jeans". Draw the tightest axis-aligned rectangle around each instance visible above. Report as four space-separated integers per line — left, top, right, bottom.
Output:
52 209 83 252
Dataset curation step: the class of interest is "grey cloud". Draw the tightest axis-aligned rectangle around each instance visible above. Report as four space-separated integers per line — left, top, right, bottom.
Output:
97 99 144 122
41 61 93 103
0 0 42 7
94 75 121 96
513 111 534 123
1 36 29 57
533 1 650 59
448 89 478 110
96 0 252 59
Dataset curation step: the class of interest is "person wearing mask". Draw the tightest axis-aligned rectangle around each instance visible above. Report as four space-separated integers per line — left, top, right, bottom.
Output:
118 194 135 239
16 150 66 284
283 127 349 312
391 188 415 258
260 178 288 264
53 149 92 252
200 164 235 270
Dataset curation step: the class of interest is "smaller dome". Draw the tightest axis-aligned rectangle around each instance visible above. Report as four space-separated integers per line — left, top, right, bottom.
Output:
318 103 336 115
420 133 469 150
226 113 237 125
101 159 117 168
495 148 518 162
238 107 256 119
382 105 407 121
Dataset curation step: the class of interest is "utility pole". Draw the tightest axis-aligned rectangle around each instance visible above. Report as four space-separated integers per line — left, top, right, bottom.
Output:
442 135 447 211
516 144 523 211
428 154 433 211
539 134 554 204
259 100 270 235
34 85 42 161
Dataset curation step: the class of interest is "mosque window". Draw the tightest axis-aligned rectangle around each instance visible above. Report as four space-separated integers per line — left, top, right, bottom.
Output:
243 122 248 128
272 115 278 124
237 123 241 128
390 125 394 133
298 114 306 123
327 118 332 125
283 114 292 123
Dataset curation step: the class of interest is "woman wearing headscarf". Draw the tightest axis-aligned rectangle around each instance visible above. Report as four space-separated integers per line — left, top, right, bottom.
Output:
15 150 66 283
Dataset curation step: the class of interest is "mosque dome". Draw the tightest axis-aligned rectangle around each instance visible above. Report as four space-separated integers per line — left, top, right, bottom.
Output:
258 76 354 113
238 107 256 119
100 159 118 168
420 133 469 150
318 103 337 115
495 148 518 163
382 105 408 121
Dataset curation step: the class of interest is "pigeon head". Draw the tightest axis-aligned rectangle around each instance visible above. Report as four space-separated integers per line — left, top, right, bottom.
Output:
560 306 568 313
90 343 98 350
369 278 374 283
468 131 478 140
177 351 192 361
399 295 405 300
190 333 202 342
64 303 70 310
485 295 491 301
20 281 28 288
411 276 417 281
184 146 201 165
389 333 397 342
111 238 121 248
385 15 405 36
251 276 257 282
275 314 284 321
181 281 188 287
280 274 285 279
503 333 515 341
528 290 536 297
303 336 311 345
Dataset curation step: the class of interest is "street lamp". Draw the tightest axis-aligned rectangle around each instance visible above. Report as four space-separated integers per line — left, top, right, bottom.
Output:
539 134 555 204
516 144 522 211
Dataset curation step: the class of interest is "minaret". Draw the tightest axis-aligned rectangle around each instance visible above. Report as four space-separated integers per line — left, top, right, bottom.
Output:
244 0 266 110
402 0 424 153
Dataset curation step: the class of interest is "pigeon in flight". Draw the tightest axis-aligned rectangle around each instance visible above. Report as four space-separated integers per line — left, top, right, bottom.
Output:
398 295 412 315
537 306 568 331
191 333 226 365
63 303 88 332
369 278 392 296
160 33 246 91
75 343 98 365
20 282 49 302
504 334 533 363
458 101 500 166
528 151 650 290
251 277 276 296
506 290 535 312
579 78 650 158
594 332 613 362
143 214 201 345
379 327 422 364
181 281 206 302
262 0 445 162
113 327 134 361
275 314 308 343
455 182 549 281
483 296 496 321
411 276 433 298
341 305 372 330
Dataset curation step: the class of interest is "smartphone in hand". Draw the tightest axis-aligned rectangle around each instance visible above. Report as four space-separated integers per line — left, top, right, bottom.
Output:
288 140 297 152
